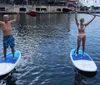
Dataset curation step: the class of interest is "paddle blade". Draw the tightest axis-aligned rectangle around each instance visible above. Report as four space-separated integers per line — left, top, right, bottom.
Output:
26 11 37 17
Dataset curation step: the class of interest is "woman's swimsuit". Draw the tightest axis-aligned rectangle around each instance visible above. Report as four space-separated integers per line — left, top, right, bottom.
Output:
78 24 86 39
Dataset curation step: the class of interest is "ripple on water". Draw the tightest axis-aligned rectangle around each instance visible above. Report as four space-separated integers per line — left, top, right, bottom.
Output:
0 14 100 85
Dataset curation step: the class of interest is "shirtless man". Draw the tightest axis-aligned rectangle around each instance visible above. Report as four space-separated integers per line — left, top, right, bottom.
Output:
0 14 17 60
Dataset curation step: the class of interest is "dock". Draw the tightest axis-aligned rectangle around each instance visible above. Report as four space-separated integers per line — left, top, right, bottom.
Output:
0 5 100 15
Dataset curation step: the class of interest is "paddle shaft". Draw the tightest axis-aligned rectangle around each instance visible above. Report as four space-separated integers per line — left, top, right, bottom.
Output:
86 13 100 17
67 7 100 17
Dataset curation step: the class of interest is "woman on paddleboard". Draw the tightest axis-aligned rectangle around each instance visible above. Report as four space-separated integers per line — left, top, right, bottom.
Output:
75 12 96 56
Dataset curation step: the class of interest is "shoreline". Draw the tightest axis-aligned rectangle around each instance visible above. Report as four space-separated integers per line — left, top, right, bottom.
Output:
0 11 100 14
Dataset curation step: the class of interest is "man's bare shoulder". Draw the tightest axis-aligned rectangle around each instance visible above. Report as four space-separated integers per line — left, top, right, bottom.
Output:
9 19 16 23
0 21 5 25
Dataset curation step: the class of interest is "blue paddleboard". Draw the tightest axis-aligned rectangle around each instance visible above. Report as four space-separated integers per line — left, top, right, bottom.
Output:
0 50 21 76
70 49 97 72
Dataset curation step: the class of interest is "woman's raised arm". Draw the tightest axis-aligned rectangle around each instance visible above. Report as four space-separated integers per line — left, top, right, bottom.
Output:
85 16 96 27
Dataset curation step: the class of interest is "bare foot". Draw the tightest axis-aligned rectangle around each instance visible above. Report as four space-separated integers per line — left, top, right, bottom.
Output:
75 51 78 56
2 57 6 60
82 54 84 56
13 57 16 60
76 54 78 56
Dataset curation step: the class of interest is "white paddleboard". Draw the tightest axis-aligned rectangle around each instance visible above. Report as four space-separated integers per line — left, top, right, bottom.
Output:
0 50 21 76
70 49 97 72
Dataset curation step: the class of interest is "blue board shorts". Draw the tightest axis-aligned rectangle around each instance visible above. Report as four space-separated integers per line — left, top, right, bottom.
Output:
3 35 15 49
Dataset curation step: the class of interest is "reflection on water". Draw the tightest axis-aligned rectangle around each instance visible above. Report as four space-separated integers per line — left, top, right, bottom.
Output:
74 71 85 85
0 72 16 85
0 13 100 85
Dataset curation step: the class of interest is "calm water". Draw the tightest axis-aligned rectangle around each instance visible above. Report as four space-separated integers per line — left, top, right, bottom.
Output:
0 13 100 85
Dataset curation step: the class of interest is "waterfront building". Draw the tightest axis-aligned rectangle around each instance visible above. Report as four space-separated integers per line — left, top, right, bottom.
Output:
79 0 100 7
0 0 78 13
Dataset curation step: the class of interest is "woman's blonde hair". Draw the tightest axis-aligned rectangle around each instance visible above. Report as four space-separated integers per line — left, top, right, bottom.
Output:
80 18 84 22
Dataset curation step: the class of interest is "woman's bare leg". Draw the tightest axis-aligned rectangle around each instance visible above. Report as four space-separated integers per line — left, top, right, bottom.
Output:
82 36 86 56
76 36 81 56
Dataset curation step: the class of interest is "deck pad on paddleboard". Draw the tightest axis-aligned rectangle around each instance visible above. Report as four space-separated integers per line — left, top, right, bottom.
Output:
0 50 21 76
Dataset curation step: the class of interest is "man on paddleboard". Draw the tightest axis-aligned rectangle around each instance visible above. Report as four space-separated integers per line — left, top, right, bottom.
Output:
0 14 18 60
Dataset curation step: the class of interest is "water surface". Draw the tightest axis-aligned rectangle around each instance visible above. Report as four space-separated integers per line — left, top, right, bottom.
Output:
0 13 100 85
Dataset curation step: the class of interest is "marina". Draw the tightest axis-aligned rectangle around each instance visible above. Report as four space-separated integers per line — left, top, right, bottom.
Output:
0 13 99 85
0 0 100 85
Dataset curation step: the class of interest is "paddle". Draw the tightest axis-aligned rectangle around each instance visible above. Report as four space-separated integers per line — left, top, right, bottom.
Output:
26 11 38 16
66 7 100 17
86 12 100 17
18 11 38 17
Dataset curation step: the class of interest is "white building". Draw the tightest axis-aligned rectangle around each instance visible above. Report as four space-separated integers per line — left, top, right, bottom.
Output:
79 0 100 7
